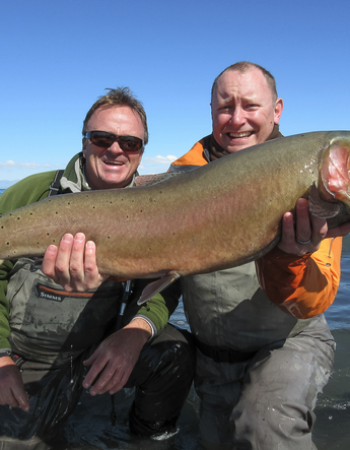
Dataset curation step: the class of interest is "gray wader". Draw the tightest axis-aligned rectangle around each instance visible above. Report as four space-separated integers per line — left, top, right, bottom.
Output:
181 263 335 450
0 259 195 449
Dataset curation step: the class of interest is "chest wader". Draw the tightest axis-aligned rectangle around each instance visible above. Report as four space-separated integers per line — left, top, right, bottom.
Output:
0 171 196 446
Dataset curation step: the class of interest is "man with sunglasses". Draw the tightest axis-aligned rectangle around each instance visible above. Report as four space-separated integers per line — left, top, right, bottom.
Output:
0 87 195 449
169 62 349 450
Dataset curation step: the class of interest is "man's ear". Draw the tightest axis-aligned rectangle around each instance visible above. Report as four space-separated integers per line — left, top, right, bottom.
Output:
274 98 284 124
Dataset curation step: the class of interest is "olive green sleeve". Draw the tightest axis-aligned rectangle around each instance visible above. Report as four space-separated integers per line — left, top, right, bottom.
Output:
0 171 56 211
0 172 56 350
123 278 181 335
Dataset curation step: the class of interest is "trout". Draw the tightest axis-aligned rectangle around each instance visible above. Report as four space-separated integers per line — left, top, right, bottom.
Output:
1 131 350 302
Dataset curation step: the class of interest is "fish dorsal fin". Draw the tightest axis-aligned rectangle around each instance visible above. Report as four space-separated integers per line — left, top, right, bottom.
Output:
137 272 180 305
309 184 340 219
135 172 185 187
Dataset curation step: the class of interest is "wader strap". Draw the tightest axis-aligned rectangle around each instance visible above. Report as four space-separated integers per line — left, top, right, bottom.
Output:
195 338 257 364
116 280 133 330
48 170 64 196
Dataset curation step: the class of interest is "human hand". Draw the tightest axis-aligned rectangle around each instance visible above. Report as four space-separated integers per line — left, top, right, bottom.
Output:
42 233 109 292
0 357 29 411
82 319 152 395
325 221 350 238
278 198 329 255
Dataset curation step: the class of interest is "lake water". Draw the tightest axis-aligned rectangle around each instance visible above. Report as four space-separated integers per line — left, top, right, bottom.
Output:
1 188 350 449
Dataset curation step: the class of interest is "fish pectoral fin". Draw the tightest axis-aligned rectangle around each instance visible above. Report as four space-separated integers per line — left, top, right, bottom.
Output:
309 184 340 219
137 272 180 305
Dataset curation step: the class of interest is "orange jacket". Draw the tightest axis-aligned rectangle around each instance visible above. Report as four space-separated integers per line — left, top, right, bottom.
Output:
170 138 342 319
256 239 341 319
170 139 208 169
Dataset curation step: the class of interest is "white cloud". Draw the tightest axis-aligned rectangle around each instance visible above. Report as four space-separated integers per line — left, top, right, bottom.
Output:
138 155 177 174
142 155 177 166
0 160 15 167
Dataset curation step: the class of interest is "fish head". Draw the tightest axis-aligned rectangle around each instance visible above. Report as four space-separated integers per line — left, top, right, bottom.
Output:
319 133 350 205
310 133 350 226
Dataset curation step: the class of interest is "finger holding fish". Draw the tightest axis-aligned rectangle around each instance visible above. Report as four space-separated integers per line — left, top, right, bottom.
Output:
42 232 108 292
326 221 350 238
278 198 328 255
42 233 74 288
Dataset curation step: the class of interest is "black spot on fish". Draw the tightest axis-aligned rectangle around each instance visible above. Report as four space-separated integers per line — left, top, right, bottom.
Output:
17 217 20 220
47 233 50 236
6 242 9 245
140 210 143 212
159 191 162 194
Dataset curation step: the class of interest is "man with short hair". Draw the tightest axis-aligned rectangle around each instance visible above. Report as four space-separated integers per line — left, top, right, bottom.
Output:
0 87 195 449
170 62 345 449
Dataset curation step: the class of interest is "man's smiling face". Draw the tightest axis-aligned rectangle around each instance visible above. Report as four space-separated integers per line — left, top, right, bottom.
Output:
211 67 283 153
83 105 144 190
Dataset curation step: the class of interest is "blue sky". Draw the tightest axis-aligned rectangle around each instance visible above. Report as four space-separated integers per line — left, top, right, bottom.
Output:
1 0 349 186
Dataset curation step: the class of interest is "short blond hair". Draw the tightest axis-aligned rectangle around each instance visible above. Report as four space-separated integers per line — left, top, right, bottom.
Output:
82 87 149 145
211 61 278 102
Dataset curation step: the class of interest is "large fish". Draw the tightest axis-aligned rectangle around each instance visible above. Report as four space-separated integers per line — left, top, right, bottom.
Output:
1 131 350 303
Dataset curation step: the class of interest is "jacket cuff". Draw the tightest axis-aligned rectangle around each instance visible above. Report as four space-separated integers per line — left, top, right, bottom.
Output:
131 315 156 340
262 246 312 267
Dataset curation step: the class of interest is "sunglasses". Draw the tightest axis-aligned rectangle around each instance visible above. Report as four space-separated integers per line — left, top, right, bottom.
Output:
84 131 144 152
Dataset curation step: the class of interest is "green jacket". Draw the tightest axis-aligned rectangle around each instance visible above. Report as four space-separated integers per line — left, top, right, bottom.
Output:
0 153 179 352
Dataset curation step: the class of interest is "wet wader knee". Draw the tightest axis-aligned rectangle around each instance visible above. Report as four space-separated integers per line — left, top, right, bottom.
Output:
0 352 89 446
127 324 195 436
